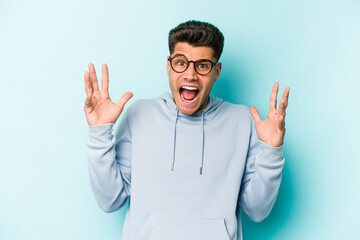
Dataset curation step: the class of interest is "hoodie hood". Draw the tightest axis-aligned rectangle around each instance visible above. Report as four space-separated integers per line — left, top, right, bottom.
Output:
159 92 224 175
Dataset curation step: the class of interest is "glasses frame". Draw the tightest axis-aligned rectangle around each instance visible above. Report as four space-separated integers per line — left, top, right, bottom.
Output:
168 55 218 76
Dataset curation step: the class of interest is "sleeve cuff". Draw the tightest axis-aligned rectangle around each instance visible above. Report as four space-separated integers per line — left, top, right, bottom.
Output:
88 123 115 142
258 140 284 163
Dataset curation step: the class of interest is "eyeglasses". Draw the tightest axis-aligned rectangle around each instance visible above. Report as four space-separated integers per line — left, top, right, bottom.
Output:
168 55 218 75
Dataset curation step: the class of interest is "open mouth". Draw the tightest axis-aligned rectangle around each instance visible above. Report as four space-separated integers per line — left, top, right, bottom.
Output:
180 86 199 102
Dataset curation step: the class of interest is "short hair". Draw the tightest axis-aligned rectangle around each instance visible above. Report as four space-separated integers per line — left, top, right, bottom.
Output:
168 20 225 62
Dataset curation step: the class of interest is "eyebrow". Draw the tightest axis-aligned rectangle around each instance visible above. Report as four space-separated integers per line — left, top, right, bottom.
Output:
172 53 187 58
171 53 214 62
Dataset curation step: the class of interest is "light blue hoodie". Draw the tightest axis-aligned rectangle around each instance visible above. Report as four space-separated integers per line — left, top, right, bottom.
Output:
86 92 285 240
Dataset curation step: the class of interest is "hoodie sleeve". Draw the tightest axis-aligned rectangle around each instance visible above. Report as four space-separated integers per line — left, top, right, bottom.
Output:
238 117 285 222
86 111 132 213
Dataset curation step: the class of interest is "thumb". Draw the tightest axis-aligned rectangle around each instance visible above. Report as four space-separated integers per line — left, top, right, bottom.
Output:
116 92 134 110
249 107 261 124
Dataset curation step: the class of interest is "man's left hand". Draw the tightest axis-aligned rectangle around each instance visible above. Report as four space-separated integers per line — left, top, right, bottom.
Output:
249 82 290 147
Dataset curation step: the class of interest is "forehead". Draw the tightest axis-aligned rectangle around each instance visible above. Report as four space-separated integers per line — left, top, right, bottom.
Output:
172 42 215 61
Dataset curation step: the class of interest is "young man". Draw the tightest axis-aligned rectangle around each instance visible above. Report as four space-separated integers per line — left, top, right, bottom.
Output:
84 20 290 240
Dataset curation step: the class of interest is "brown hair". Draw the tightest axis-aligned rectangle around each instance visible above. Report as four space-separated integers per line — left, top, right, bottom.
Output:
168 20 225 62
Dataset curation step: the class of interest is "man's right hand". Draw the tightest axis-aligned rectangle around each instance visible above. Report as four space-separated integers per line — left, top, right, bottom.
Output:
84 63 133 126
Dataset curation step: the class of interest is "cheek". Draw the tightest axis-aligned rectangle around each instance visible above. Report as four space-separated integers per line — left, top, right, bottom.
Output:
168 74 178 92
202 78 215 92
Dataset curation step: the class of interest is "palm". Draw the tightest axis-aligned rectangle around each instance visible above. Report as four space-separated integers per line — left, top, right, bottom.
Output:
84 63 133 126
85 91 122 125
250 83 290 147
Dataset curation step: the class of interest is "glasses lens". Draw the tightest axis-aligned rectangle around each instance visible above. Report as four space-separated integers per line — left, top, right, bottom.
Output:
171 57 188 73
195 60 213 75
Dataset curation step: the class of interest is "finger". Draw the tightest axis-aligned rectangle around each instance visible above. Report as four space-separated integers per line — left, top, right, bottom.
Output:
116 92 134 111
84 71 93 107
101 63 109 92
278 100 286 117
279 87 290 116
278 115 285 130
270 82 279 110
249 107 262 124
88 63 99 91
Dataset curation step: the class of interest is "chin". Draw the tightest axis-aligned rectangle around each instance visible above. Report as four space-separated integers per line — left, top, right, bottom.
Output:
178 108 197 115
175 99 199 115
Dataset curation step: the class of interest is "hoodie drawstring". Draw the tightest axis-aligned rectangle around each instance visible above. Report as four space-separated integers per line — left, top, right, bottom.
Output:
171 109 179 171
200 111 205 175
171 109 205 176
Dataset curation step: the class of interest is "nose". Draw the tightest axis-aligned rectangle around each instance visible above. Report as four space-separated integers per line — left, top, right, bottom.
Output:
183 62 198 80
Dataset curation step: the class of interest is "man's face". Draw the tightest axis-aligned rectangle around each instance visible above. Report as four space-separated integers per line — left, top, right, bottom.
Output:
167 42 222 115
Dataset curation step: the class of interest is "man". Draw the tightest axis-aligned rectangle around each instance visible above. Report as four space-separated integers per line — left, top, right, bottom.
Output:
84 20 290 240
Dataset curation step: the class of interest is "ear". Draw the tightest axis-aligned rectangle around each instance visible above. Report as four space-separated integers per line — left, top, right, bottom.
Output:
167 56 171 75
214 62 222 82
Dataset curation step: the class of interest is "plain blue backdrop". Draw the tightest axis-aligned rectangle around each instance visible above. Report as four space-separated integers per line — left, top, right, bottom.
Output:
0 0 359 239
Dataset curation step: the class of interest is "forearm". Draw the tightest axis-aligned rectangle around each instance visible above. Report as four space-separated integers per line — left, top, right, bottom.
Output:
240 141 284 222
86 123 131 213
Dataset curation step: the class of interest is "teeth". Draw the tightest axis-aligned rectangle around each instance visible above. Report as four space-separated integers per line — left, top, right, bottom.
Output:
181 86 198 91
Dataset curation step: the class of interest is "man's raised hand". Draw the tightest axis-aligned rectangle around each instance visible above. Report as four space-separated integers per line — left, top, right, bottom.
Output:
249 82 290 147
84 63 133 126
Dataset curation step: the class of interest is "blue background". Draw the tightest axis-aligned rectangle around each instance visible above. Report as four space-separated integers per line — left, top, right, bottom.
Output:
1 0 359 239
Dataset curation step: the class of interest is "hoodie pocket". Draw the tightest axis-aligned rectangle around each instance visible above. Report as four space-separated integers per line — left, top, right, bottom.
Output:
140 214 230 240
